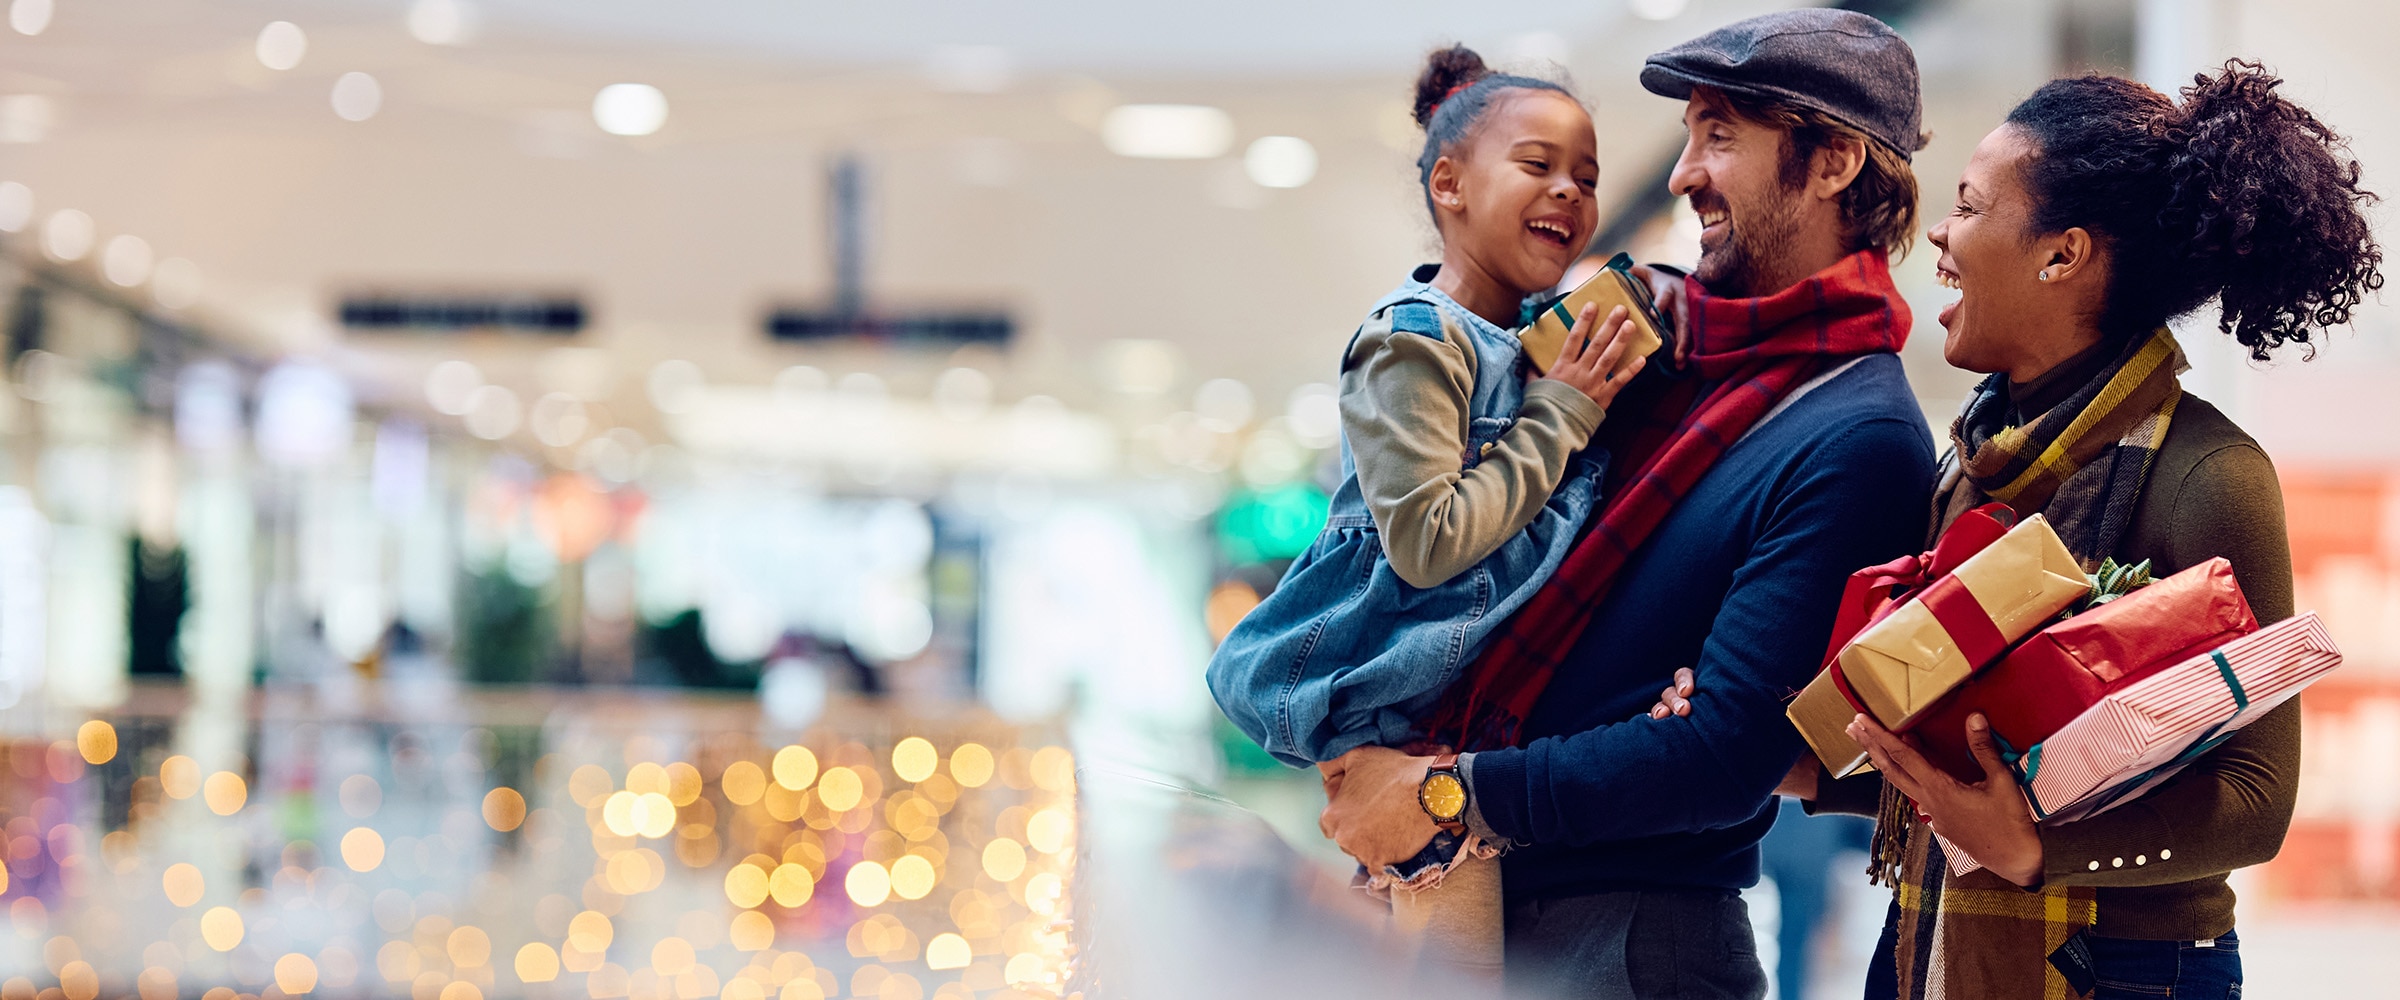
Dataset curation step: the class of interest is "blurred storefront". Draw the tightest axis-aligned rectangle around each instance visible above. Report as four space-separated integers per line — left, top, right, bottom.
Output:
0 0 2393 998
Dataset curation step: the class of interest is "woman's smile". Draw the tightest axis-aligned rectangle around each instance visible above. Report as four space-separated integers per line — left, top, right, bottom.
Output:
1935 262 1963 328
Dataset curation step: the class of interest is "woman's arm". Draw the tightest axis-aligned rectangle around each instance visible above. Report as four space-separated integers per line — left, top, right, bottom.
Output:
2039 442 2299 886
1341 305 1623 589
1851 442 2302 888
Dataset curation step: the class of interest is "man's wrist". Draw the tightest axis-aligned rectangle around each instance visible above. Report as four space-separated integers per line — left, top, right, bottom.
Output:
1457 752 1508 845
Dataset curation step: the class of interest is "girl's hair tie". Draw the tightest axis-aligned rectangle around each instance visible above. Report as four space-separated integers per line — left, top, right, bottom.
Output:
1435 81 1471 113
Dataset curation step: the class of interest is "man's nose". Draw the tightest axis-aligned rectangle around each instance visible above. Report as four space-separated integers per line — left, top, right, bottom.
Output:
1667 144 1706 198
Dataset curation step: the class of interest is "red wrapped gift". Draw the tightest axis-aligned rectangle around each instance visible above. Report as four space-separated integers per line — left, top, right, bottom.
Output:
1909 557 2257 783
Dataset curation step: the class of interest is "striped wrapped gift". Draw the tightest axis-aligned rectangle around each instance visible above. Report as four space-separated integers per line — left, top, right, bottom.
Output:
1941 612 2340 877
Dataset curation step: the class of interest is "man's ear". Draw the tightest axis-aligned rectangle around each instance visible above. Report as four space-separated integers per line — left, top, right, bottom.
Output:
1807 136 1868 204
1428 154 1467 217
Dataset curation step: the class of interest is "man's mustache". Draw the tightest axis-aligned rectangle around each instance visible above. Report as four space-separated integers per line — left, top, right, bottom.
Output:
1688 189 1730 220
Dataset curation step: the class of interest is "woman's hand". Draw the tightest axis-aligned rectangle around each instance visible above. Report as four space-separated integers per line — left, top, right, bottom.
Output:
1546 303 1647 411
1647 666 1696 719
1629 264 1694 366
1317 745 1442 871
1849 711 2045 886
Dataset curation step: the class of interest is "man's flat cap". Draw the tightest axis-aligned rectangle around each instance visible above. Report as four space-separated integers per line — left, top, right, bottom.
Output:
1641 9 1925 160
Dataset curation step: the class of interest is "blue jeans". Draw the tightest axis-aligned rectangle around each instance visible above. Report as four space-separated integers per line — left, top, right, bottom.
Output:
2089 931 2242 999
1866 903 2241 998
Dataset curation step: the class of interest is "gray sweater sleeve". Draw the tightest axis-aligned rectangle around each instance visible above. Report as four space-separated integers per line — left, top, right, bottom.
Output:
1339 323 1606 590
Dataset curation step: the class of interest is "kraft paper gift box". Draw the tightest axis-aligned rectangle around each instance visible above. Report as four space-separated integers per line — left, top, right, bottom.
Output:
1788 510 2088 778
1941 611 2341 876
1519 252 1666 378
1908 557 2258 783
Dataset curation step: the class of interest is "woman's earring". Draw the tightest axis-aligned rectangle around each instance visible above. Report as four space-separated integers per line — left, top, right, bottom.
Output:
2038 269 2052 282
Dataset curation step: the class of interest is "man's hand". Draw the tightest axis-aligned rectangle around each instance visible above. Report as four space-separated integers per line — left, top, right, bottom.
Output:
1629 264 1694 366
1775 758 1820 801
1317 746 1442 871
1849 712 2044 886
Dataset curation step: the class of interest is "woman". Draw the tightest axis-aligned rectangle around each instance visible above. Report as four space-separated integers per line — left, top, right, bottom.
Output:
1655 61 2382 997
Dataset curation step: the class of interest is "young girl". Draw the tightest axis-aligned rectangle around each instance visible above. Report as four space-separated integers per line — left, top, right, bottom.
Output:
1206 46 1647 972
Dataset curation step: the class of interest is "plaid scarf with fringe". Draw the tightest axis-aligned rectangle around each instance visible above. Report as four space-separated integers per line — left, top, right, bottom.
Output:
1420 248 1911 751
1880 326 2187 1000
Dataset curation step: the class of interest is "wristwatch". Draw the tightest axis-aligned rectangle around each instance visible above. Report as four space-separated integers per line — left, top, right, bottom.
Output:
1417 753 1469 830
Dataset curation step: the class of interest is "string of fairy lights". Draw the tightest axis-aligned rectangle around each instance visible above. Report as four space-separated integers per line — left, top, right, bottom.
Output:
0 721 1078 1000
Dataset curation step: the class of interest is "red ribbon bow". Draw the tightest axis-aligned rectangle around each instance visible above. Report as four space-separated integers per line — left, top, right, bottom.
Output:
1819 502 2019 722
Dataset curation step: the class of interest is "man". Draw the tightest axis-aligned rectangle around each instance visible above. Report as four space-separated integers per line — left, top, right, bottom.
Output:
1318 11 1938 998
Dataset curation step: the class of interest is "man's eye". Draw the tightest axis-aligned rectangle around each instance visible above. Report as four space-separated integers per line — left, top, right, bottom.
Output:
1953 202 1975 216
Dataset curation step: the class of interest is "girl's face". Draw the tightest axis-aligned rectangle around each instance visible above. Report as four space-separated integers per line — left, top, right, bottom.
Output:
1430 91 1600 296
1928 125 2088 376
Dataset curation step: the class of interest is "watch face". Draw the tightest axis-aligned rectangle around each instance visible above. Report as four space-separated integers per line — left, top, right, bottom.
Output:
1419 771 1467 823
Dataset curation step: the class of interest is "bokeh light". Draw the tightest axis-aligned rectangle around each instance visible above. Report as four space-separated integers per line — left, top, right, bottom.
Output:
255 21 306 71
949 744 994 788
448 926 491 968
816 766 861 811
729 911 775 951
200 907 243 951
482 787 526 831
721 760 766 805
771 745 818 790
162 863 204 907
891 737 937 783
925 933 971 971
341 827 385 871
769 863 813 907
202 772 246 815
593 83 669 136
844 861 891 907
74 720 115 764
274 953 318 994
982 838 1026 881
513 943 560 983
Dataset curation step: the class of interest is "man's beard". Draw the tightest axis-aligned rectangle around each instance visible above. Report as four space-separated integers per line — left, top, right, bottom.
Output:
1692 186 1808 298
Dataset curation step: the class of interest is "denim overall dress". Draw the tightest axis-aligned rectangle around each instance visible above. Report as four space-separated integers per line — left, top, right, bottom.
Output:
1209 273 1609 773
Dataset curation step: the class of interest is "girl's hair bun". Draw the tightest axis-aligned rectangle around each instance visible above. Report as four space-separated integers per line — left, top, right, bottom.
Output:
1413 45 1491 128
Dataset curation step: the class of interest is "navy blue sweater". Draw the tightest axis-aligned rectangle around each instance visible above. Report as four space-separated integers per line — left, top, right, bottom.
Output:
1468 352 1935 899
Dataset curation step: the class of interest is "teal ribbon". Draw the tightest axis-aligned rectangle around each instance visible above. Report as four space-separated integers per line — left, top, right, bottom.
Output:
2002 648 2251 821
1531 252 1644 331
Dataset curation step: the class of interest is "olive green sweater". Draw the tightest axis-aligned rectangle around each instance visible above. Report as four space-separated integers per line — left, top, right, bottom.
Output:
1340 321 1605 589
1816 392 2298 941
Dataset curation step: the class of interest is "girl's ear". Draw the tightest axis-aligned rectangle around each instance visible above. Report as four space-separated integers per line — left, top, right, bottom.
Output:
1427 154 1467 217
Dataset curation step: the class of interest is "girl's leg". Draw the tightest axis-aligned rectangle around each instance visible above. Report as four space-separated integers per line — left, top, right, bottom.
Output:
1392 851 1505 977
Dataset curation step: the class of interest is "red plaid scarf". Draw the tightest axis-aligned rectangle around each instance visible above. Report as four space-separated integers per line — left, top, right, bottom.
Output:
1421 248 1913 750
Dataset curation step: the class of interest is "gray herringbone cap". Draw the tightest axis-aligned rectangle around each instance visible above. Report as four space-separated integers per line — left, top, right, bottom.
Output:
1640 8 1926 160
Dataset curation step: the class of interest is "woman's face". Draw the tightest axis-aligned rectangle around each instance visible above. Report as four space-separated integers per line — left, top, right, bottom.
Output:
1435 91 1600 295
1927 125 2065 375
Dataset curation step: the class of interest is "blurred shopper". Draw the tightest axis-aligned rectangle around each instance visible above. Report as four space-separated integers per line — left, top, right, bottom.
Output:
1206 45 1646 975
1314 12 1934 999
1758 800 1873 1000
1780 61 2383 998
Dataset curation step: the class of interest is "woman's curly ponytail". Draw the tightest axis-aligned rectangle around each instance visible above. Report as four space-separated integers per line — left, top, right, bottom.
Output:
2007 60 2383 359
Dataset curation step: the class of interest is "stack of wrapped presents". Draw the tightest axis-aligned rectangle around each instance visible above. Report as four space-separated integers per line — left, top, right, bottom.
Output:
1788 504 2344 875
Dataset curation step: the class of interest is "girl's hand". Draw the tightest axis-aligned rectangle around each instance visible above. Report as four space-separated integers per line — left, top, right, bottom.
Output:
1849 711 2045 886
1546 303 1647 410
1647 666 1696 719
1629 264 1694 366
